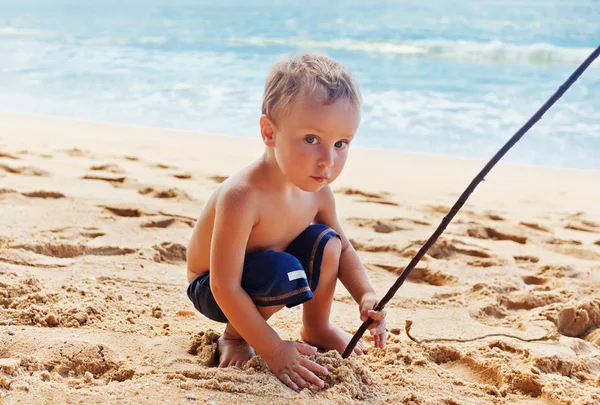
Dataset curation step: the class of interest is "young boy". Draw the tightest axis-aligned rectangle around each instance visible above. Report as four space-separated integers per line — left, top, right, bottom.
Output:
186 53 387 391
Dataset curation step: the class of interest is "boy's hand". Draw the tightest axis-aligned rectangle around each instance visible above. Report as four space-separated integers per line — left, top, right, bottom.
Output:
263 340 329 392
359 293 387 348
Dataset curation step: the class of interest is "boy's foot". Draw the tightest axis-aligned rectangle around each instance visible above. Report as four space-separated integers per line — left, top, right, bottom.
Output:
217 332 255 368
300 324 363 356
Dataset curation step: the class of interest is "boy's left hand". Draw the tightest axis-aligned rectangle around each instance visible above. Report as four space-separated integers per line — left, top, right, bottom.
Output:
359 293 387 348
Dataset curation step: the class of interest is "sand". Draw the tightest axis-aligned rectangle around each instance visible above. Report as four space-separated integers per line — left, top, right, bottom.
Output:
1 112 600 405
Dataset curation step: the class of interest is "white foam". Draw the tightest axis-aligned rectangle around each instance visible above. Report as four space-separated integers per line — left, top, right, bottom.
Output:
0 27 57 39
231 36 597 66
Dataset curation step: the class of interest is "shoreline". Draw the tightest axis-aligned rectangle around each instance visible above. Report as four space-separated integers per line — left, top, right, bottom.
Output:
3 111 599 174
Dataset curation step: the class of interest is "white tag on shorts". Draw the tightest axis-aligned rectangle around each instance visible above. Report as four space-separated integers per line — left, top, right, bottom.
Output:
287 270 307 281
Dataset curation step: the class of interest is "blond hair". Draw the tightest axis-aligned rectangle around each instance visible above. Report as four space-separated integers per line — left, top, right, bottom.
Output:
261 53 362 120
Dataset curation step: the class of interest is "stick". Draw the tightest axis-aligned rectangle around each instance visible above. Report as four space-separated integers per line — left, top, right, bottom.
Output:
342 44 600 359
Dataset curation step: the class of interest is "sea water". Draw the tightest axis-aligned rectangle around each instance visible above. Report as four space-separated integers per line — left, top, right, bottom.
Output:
1 0 598 168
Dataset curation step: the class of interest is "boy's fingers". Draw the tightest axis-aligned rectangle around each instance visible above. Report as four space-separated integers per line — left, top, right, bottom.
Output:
296 366 324 388
280 373 298 391
367 309 386 320
369 322 387 336
301 358 328 376
371 329 387 348
372 334 380 348
295 342 318 356
289 371 307 389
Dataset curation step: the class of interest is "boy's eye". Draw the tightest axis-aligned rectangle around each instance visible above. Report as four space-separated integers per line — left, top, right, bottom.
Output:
335 141 348 149
305 135 317 144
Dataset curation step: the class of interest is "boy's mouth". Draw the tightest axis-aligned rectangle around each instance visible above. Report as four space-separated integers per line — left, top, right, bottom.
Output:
311 176 328 183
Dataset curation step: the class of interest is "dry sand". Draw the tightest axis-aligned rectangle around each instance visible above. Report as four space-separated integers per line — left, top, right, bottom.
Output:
1 113 600 404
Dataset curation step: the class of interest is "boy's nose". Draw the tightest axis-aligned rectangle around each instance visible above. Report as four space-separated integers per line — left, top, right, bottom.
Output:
317 148 335 168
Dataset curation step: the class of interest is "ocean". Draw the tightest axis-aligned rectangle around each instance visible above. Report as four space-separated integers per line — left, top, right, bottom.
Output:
1 0 599 168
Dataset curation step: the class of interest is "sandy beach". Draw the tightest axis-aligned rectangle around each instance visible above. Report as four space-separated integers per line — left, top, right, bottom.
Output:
1 112 600 404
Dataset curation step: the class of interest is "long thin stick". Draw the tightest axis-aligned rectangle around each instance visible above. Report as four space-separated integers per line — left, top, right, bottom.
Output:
342 44 600 359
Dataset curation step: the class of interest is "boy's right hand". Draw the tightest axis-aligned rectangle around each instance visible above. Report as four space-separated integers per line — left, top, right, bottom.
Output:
263 340 329 391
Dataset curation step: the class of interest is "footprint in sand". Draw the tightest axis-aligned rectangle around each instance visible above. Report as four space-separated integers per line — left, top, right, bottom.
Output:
100 204 151 218
425 239 492 260
467 259 499 267
513 255 539 264
352 238 492 261
42 226 105 239
82 174 127 183
0 189 65 200
64 147 96 158
467 225 527 244
471 304 509 321
372 263 457 286
499 290 563 311
209 175 228 184
172 173 193 180
521 275 548 285
0 248 75 268
0 151 19 160
0 188 16 196
347 216 430 234
21 190 66 199
10 241 137 258
346 218 406 234
141 217 193 229
564 222 600 233
519 222 551 233
89 163 125 174
138 186 193 200
546 237 582 246
0 163 49 176
485 212 505 221
335 187 398 206
349 239 422 258
545 238 600 261
152 163 174 169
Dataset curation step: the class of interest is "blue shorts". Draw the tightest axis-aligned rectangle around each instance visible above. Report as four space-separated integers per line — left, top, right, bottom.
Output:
187 224 340 323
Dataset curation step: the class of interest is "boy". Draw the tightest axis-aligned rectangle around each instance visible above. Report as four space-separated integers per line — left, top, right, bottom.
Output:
186 53 387 391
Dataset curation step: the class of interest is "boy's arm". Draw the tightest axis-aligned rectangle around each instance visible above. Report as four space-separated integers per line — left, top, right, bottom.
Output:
314 186 376 302
209 186 279 356
210 186 329 389
314 186 387 348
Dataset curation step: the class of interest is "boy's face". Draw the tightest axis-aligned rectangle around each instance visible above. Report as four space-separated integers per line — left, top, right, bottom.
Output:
262 94 360 192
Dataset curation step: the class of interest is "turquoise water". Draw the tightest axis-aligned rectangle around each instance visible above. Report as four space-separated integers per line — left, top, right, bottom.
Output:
1 0 599 168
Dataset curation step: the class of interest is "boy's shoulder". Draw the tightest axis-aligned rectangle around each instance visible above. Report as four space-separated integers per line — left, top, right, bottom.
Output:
213 172 257 206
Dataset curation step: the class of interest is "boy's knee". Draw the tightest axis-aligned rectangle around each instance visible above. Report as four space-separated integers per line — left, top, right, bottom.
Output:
322 236 342 264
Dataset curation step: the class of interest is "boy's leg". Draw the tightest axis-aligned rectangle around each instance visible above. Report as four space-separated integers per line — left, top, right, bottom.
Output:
300 237 363 355
189 249 315 367
218 305 284 367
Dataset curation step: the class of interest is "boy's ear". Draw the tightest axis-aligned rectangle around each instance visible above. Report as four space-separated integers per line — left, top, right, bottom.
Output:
260 115 276 147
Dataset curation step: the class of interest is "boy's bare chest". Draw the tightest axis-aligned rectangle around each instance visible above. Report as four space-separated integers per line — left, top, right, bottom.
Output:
247 195 319 252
